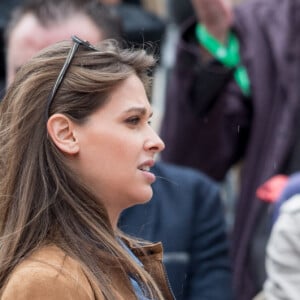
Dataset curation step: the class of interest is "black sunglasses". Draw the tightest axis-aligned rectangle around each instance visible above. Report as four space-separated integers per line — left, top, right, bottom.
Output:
45 35 97 120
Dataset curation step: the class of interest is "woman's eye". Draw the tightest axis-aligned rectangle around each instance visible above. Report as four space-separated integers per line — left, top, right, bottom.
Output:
126 116 140 125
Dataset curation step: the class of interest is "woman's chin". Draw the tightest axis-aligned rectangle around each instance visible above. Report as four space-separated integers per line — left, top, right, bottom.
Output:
132 187 153 206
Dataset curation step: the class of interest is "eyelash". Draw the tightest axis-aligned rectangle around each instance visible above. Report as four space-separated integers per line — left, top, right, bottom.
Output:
126 116 152 126
126 116 140 125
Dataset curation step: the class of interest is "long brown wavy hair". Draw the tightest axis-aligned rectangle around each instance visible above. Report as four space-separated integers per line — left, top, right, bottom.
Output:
0 39 164 299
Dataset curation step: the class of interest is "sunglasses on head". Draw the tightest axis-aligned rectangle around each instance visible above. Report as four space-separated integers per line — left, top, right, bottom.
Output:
45 35 97 120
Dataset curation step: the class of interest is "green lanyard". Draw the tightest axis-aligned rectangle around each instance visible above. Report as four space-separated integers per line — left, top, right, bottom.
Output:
195 23 251 96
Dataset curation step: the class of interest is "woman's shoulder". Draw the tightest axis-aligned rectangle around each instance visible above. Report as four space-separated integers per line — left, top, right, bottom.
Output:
1 245 95 300
7 244 82 279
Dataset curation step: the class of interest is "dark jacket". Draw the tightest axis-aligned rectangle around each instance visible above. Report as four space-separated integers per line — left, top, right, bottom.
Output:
160 0 300 299
119 162 233 300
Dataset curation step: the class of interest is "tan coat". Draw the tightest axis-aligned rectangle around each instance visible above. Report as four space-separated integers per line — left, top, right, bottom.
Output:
1 240 174 299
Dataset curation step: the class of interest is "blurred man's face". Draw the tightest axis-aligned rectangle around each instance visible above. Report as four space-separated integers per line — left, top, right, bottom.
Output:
6 12 102 86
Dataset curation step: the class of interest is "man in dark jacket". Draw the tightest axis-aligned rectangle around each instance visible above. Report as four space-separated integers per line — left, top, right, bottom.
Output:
160 0 300 299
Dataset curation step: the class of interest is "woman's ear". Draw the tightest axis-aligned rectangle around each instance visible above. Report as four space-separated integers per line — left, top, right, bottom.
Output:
47 114 79 155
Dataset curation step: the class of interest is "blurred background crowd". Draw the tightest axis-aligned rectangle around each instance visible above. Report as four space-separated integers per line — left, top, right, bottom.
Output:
1 0 300 300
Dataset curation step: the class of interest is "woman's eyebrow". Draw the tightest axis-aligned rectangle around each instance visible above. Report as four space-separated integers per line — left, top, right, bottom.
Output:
124 107 153 117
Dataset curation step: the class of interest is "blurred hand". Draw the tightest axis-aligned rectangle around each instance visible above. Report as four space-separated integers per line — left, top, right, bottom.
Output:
191 0 233 44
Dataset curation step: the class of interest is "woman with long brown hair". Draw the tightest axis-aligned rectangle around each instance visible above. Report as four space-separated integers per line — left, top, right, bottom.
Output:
0 36 173 300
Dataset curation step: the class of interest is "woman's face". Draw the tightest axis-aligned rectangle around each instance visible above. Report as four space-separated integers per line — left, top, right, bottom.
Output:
73 75 165 225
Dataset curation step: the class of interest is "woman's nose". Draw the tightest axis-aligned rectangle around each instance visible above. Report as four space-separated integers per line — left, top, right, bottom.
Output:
144 129 165 154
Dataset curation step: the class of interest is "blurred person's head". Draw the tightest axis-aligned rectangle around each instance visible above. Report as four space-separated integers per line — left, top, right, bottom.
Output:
5 0 122 86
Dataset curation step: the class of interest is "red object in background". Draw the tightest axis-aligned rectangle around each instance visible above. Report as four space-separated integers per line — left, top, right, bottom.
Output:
256 175 289 203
